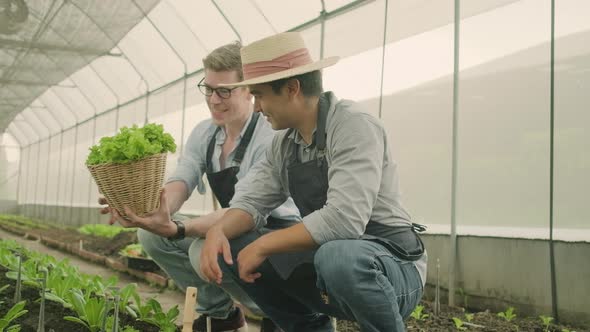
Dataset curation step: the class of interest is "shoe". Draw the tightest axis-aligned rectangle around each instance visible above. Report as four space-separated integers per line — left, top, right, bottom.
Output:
193 306 247 332
260 317 284 332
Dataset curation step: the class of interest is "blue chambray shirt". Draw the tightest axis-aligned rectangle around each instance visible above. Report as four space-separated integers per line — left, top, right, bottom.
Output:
166 112 301 222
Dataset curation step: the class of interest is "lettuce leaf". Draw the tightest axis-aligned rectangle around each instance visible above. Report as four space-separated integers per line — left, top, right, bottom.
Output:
86 123 176 165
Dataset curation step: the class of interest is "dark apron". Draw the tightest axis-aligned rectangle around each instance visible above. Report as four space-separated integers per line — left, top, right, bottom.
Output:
205 112 284 229
205 112 259 208
287 95 425 263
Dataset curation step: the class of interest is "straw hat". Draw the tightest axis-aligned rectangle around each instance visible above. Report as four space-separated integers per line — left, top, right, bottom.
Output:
219 32 339 87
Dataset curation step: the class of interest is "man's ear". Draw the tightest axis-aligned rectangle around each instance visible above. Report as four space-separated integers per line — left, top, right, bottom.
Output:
285 78 301 99
243 87 253 101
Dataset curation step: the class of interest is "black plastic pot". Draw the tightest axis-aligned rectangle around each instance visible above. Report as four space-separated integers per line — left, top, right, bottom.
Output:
124 256 160 272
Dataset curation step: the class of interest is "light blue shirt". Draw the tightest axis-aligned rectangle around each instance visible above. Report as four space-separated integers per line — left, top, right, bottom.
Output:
167 112 301 221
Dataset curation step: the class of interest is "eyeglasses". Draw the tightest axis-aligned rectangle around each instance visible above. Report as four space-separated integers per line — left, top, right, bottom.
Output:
197 77 239 99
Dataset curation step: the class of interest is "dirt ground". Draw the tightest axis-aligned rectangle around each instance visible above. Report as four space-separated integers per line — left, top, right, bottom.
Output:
1 220 587 332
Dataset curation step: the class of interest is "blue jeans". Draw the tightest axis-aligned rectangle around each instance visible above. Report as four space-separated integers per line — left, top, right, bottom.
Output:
137 229 263 318
217 231 424 332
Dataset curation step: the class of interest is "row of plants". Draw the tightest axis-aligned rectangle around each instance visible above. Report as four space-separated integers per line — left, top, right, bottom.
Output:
78 224 136 239
0 239 179 331
0 215 49 231
1 214 161 276
407 303 580 332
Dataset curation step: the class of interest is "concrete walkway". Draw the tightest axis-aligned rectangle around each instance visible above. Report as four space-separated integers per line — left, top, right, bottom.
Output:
0 228 261 331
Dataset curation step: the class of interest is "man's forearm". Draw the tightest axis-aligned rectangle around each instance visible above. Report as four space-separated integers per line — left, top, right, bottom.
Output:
217 208 256 240
256 223 318 256
164 181 189 215
183 208 228 238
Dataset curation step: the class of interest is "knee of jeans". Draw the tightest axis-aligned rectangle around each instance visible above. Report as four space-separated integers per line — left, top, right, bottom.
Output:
188 239 238 284
315 240 372 289
188 238 207 280
137 228 160 256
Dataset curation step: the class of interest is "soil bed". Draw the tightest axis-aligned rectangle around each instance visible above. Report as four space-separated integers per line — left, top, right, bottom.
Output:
0 266 162 331
336 300 586 332
2 218 587 332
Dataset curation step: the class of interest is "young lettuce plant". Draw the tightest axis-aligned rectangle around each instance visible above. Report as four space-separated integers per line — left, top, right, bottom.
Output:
539 315 554 332
410 305 429 321
43 263 84 308
452 317 467 331
113 284 140 317
0 300 28 332
63 289 109 332
498 306 517 322
139 298 179 332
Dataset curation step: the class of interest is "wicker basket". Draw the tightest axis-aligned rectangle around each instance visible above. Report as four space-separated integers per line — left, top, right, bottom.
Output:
87 153 167 217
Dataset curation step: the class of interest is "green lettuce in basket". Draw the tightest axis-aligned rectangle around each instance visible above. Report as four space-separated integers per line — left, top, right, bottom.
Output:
86 123 176 165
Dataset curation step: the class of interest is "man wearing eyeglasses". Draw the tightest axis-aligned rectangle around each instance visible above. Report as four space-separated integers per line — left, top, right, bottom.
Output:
101 41 296 332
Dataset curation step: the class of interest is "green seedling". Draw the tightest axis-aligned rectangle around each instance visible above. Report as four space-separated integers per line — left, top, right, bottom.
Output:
457 287 469 308
452 317 467 330
0 300 28 332
464 313 474 323
539 315 553 332
498 307 517 322
78 224 134 239
139 298 179 332
410 305 429 321
64 289 110 332
0 284 9 294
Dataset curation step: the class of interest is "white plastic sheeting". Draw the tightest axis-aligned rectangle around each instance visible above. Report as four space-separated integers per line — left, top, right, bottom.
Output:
0 0 587 240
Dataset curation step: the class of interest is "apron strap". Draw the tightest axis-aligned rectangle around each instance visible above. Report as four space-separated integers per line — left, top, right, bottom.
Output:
316 94 329 153
234 111 260 164
206 126 222 172
205 112 260 171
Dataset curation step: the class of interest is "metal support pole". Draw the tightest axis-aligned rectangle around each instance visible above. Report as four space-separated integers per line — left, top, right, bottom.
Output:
28 111 51 219
69 125 79 226
132 0 189 152
16 146 24 212
319 0 327 60
449 0 461 307
56 131 64 224
548 0 558 322
378 0 389 119
210 0 242 42
41 105 64 222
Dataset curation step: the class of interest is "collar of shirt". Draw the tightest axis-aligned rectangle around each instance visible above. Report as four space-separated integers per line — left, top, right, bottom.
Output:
214 111 255 145
288 128 317 149
212 112 255 169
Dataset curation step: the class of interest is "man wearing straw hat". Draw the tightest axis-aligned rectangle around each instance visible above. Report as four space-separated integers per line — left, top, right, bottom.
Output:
101 41 295 331
196 32 428 332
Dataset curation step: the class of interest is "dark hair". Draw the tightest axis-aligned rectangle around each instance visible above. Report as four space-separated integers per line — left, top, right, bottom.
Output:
268 70 323 97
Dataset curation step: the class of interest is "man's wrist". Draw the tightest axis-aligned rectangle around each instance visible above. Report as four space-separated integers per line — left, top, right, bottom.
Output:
167 219 185 241
255 234 273 256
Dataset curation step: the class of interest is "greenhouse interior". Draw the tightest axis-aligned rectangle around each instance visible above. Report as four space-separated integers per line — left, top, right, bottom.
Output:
0 0 588 331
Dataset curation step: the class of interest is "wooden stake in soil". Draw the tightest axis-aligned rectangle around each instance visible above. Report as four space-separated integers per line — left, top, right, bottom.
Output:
182 287 197 332
13 252 22 303
37 269 48 332
435 258 440 316
112 293 120 332
101 296 112 332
